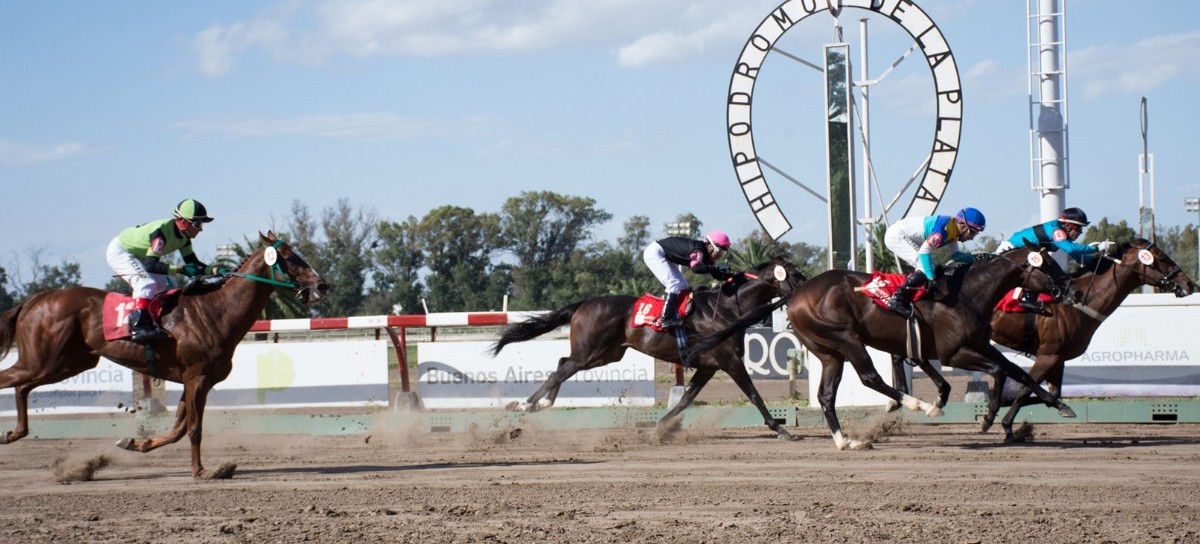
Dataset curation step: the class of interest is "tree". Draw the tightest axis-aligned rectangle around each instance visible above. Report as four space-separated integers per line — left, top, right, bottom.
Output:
416 205 510 312
9 249 82 302
285 199 377 317
0 266 14 312
499 191 612 309
1081 218 1137 245
364 216 425 315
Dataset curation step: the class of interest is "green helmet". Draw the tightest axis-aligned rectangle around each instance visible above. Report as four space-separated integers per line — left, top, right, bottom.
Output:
174 199 214 223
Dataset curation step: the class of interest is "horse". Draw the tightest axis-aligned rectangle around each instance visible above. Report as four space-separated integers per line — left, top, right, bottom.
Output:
0 231 328 477
889 239 1196 439
489 257 805 439
683 246 1079 450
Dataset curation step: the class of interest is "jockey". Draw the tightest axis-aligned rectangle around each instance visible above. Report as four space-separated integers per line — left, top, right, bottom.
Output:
882 207 985 318
106 199 214 343
999 207 1110 310
642 229 733 328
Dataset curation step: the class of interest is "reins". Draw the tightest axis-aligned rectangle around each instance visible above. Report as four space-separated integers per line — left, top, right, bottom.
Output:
222 240 298 289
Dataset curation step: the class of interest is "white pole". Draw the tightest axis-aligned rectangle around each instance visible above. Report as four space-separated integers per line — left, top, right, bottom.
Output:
1036 0 1066 221
860 18 874 272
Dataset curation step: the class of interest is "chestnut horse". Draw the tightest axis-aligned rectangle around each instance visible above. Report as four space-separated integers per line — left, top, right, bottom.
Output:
894 239 1195 440
684 247 1078 450
490 258 805 439
0 232 328 477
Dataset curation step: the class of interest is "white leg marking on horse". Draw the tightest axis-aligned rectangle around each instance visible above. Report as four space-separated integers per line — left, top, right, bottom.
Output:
923 402 944 418
536 399 553 410
832 431 849 450
900 395 921 411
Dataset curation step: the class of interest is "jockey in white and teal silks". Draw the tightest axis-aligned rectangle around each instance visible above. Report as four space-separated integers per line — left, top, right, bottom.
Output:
882 208 986 318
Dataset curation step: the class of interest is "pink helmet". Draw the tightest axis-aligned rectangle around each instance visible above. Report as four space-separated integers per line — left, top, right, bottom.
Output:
705 230 731 250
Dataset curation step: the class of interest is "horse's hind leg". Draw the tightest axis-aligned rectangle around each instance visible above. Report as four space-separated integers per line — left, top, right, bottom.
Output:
515 356 585 412
0 353 97 444
656 367 716 436
118 397 190 452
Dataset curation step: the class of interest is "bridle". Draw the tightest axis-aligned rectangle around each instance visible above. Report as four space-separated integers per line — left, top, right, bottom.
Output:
1099 240 1188 296
722 261 804 316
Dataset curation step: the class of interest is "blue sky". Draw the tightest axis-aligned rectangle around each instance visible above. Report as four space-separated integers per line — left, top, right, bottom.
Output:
2 0 1198 288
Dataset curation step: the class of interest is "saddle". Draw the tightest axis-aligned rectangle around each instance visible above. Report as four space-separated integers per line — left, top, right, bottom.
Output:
102 290 181 341
630 291 694 331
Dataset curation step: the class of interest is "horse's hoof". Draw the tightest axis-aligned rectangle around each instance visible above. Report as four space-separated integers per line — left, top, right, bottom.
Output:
1058 406 1077 418
115 438 135 450
925 405 944 418
0 431 9 445
776 431 802 442
979 419 994 433
849 440 874 451
884 400 901 413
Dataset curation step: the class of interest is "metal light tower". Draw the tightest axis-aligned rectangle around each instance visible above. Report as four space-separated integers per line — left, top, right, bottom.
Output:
1028 0 1070 221
1185 197 1199 280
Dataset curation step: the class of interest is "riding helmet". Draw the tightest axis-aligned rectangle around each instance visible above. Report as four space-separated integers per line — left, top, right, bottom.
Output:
705 230 732 250
955 207 986 232
1059 207 1089 226
174 199 214 223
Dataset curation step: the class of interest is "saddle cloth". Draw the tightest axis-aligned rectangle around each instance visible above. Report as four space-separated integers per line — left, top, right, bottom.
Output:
994 288 1055 313
102 290 178 341
859 272 928 310
630 292 694 331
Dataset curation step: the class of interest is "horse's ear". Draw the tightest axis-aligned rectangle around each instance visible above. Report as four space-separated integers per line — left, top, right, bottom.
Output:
259 231 270 244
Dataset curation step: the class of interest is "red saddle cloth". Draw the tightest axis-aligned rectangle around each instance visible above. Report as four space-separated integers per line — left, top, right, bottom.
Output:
630 292 694 331
102 291 177 341
995 288 1055 313
859 272 928 310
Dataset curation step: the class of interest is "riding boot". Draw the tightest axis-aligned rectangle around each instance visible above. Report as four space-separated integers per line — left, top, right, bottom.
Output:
128 299 165 344
1016 289 1045 312
659 292 683 328
888 271 927 318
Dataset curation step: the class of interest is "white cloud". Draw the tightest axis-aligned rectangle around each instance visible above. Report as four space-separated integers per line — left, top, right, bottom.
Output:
1070 30 1200 99
0 139 89 166
193 20 288 78
191 0 781 75
171 112 497 141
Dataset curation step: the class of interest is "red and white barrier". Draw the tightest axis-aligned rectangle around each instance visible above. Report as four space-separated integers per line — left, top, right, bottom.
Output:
249 311 544 332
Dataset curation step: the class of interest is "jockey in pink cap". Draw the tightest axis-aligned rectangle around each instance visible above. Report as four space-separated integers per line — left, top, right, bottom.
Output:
642 229 733 328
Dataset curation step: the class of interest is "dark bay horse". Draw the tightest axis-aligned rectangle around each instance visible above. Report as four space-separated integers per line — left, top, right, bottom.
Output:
0 232 327 477
685 247 1077 450
990 239 1193 438
490 258 805 439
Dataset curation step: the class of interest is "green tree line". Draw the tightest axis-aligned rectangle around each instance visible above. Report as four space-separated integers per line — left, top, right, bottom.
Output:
3 193 1196 318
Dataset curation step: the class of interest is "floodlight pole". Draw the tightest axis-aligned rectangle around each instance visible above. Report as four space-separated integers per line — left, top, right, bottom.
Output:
1186 197 1200 280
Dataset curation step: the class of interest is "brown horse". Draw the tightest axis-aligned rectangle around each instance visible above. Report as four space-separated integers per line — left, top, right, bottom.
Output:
891 239 1196 438
0 232 328 477
685 247 1078 450
490 258 805 439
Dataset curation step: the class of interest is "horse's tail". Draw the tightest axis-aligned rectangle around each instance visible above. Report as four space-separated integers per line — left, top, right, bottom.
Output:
681 296 790 366
0 303 23 361
489 300 586 356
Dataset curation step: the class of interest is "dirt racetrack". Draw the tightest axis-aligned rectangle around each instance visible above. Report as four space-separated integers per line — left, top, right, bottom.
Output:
1 410 1198 544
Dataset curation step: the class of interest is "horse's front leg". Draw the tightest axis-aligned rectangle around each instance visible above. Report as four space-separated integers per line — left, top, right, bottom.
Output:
723 361 797 441
656 367 716 437
977 344 1074 419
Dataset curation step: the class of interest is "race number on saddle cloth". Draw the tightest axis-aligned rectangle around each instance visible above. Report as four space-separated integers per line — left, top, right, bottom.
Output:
102 290 180 341
857 272 930 310
630 292 695 331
